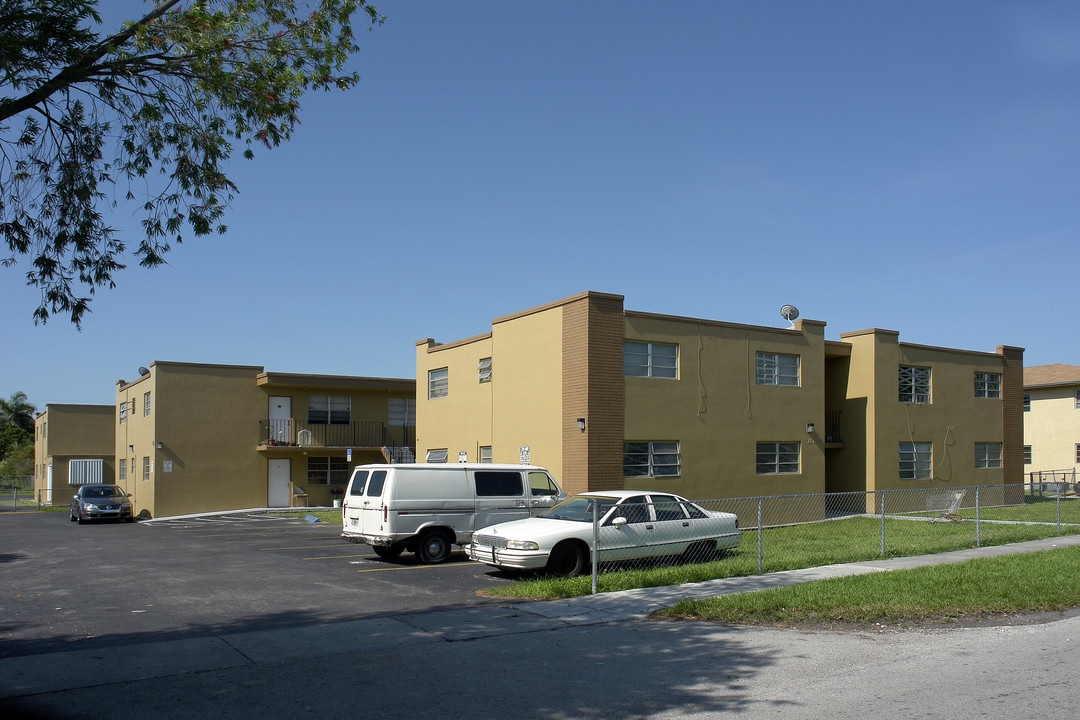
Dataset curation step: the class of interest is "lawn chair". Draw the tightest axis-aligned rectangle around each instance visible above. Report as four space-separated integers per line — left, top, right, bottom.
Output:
928 488 966 522
290 483 308 508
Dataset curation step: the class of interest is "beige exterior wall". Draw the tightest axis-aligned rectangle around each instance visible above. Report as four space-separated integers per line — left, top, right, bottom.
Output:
416 333 496 463
114 361 416 518
415 291 1022 511
1024 385 1080 473
622 313 827 501
415 292 624 495
841 329 1020 498
33 404 115 502
116 363 264 518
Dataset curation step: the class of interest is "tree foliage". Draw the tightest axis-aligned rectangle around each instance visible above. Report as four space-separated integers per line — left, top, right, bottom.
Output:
1 0 382 327
0 391 36 461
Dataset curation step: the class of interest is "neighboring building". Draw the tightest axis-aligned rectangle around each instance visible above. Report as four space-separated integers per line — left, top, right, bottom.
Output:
1022 364 1080 481
33 404 117 504
416 292 1024 512
111 361 415 518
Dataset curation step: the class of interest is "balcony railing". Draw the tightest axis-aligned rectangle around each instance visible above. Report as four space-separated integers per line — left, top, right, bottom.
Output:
261 419 413 450
824 410 843 444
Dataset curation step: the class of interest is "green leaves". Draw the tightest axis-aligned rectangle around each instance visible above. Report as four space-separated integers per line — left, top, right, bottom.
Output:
1 0 383 327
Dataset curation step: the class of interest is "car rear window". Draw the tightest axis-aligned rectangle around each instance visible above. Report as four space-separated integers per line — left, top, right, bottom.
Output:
474 471 524 497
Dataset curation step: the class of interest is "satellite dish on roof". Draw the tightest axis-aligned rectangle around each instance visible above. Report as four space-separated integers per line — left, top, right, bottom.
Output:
138 367 150 376
780 305 799 328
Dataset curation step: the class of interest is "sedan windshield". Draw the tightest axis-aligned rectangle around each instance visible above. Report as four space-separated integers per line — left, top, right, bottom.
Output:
82 486 125 499
542 496 618 522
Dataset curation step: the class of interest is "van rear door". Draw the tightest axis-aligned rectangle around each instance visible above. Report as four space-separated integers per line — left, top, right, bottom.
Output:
359 469 388 537
342 469 368 538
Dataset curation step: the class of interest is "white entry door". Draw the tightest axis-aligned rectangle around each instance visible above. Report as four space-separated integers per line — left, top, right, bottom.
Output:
268 396 292 444
268 459 291 508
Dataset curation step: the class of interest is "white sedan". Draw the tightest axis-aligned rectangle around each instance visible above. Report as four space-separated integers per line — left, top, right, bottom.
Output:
467 490 741 576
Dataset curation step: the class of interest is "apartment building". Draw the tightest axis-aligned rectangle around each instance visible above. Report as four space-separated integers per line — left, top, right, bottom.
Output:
111 361 415 518
415 292 1024 511
33 404 116 504
1023 364 1080 481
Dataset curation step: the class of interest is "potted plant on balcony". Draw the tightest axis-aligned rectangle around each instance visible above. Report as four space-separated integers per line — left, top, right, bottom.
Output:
330 485 344 507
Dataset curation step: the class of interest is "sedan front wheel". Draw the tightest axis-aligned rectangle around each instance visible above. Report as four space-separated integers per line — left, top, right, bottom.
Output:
546 542 587 577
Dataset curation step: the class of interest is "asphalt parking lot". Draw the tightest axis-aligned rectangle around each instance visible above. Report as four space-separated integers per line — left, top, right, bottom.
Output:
0 510 513 659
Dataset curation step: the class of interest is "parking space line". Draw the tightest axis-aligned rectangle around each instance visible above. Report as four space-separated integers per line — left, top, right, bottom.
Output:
355 561 476 573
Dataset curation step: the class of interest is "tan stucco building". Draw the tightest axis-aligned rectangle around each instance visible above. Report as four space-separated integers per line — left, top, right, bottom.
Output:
109 361 415 518
34 404 117 504
1023 364 1080 479
416 292 1024 508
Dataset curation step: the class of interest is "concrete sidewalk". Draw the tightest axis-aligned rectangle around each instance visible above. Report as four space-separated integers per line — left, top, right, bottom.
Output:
4 534 1079 700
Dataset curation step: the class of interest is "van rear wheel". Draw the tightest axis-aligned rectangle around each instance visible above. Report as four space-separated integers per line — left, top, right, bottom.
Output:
416 531 451 564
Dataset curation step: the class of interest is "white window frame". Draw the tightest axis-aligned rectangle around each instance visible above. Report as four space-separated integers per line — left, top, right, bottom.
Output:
1075 390 1080 409
623 441 681 477
479 446 493 463
118 458 127 481
623 342 678 379
899 442 932 480
755 352 800 386
975 442 1002 469
142 456 151 481
143 391 151 416
898 366 930 404
477 357 492 383
1024 445 1032 464
756 442 800 474
1024 394 1031 412
974 372 1001 399
426 449 449 463
429 368 449 399
119 403 127 424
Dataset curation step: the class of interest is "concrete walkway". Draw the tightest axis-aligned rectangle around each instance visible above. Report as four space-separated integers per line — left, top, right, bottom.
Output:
4 534 1079 700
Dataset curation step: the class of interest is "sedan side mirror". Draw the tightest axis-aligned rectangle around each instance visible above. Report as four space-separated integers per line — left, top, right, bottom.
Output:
610 516 627 527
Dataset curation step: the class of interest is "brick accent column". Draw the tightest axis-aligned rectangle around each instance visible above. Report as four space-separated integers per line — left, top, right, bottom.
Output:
562 294 625 494
997 345 1025 500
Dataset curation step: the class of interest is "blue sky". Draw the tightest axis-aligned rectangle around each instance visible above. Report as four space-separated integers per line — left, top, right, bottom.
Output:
4 0 1080 410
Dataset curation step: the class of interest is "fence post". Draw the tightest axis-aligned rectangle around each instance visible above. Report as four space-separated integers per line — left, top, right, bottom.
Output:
756 497 764 574
1057 486 1063 536
879 490 886 557
591 500 599 594
975 485 981 548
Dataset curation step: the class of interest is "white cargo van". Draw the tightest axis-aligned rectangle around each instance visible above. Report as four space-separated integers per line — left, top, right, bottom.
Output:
340 463 566 564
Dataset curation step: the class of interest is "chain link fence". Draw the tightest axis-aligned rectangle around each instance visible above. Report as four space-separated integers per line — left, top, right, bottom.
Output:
540 484 1080 587
0 475 36 512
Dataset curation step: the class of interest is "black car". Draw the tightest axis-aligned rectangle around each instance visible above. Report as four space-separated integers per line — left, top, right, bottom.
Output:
70 484 134 524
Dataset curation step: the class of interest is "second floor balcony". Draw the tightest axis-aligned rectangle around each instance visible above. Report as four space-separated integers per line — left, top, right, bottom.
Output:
260 419 413 451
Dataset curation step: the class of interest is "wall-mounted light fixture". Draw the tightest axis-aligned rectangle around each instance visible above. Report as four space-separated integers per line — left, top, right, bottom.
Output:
805 422 815 434
576 417 586 432
155 441 163 449
128 444 134 453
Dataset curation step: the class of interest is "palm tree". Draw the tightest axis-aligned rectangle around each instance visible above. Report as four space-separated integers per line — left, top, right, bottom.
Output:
0 391 36 434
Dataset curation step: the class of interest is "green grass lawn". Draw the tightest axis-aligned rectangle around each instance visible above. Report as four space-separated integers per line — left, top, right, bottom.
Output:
653 545 1080 626
481 500 1080 601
